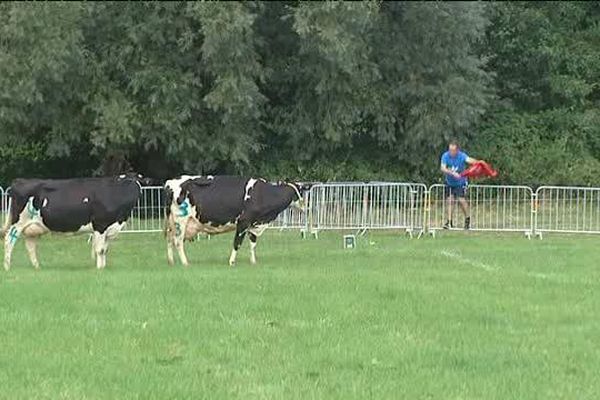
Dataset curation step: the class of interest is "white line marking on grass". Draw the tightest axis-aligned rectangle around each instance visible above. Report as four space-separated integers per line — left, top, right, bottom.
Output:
527 272 551 280
440 250 565 282
525 272 563 282
440 250 498 272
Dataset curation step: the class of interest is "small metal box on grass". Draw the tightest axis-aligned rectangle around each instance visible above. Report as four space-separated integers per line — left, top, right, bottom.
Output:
343 234 356 249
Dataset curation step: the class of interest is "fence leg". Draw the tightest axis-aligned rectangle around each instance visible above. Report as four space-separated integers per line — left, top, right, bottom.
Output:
424 189 435 239
530 192 537 241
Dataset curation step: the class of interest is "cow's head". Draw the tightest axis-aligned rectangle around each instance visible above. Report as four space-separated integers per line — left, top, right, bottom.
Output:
282 181 312 211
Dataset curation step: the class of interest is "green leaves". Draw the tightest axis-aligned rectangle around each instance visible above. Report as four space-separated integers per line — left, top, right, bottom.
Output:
486 2 599 110
473 109 600 186
0 4 86 145
188 3 266 167
286 3 379 145
0 3 597 184
478 2 600 186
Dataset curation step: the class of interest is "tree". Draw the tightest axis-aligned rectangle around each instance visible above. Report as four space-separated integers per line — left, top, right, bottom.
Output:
0 3 89 155
475 2 600 186
369 2 493 178
1 2 597 185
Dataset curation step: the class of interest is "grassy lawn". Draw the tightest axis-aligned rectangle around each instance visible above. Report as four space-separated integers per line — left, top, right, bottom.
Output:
1 230 599 399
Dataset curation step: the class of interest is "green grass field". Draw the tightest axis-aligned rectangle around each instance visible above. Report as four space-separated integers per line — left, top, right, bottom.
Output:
1 231 599 399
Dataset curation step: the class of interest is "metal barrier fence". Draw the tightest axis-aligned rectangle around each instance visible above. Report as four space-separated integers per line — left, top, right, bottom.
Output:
3 183 600 238
308 182 425 237
124 186 165 233
534 186 600 237
412 184 429 235
428 184 534 237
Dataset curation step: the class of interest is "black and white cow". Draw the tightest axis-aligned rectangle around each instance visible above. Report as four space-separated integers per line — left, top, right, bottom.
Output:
164 175 308 266
1 174 148 270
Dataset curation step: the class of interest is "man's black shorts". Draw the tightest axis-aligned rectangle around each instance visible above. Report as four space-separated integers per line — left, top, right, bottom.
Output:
446 185 467 198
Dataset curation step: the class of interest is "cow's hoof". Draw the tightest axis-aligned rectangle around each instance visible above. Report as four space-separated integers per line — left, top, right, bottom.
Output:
229 261 235 267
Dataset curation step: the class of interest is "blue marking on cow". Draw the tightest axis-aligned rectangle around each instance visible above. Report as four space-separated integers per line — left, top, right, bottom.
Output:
178 200 190 217
8 226 19 244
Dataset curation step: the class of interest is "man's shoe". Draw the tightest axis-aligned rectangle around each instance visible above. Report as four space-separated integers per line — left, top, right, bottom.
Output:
464 217 471 230
443 220 453 230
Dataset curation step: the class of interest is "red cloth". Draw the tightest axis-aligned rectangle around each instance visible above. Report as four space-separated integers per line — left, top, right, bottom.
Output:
460 161 498 179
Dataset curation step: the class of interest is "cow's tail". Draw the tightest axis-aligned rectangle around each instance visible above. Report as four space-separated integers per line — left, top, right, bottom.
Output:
0 197 11 239
163 214 171 238
163 186 173 238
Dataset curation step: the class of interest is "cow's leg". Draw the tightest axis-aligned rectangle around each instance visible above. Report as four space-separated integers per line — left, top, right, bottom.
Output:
93 231 107 269
174 218 189 267
103 222 124 268
247 225 267 265
21 223 48 270
166 216 176 266
24 237 40 269
249 233 258 265
90 222 122 269
101 238 111 269
3 224 23 271
88 234 97 261
229 223 248 267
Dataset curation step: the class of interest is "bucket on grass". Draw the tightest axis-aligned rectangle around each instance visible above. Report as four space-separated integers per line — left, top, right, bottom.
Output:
343 234 356 249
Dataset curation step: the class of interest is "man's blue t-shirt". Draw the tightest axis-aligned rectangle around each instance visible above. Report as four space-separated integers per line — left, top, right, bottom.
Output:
441 151 468 187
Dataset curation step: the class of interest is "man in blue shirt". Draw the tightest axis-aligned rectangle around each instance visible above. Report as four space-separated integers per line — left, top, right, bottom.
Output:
440 140 479 229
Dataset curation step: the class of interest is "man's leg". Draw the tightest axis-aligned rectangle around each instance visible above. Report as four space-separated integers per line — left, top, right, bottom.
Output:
457 187 471 229
444 188 454 229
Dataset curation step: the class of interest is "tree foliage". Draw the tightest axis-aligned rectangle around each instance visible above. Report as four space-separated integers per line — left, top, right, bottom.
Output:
0 2 598 185
475 1 600 186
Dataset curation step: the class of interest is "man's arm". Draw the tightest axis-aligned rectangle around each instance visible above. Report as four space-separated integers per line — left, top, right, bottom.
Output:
440 162 461 179
466 156 479 165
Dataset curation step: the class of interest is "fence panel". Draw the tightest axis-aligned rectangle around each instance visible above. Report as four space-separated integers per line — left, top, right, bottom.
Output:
308 182 422 235
535 186 600 235
428 184 534 235
123 186 165 233
412 183 428 234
